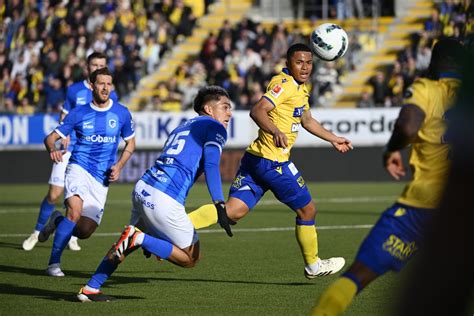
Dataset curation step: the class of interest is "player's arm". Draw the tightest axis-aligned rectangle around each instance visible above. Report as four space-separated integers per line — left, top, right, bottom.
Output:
250 97 288 148
203 143 234 237
109 137 135 182
383 104 425 180
301 109 353 153
44 131 64 163
58 111 70 150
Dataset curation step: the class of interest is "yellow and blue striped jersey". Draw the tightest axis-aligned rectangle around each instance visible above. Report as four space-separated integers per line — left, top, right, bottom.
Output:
398 75 461 209
246 68 310 162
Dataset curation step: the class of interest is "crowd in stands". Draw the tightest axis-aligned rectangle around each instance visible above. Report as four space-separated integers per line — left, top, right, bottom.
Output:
0 0 208 114
358 0 473 108
142 17 364 111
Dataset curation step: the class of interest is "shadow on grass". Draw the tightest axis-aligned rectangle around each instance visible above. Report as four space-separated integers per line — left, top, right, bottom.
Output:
0 264 313 288
0 241 24 250
0 283 144 302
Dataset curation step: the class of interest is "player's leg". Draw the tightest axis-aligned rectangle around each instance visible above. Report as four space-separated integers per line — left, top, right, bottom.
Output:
23 158 67 251
312 204 428 315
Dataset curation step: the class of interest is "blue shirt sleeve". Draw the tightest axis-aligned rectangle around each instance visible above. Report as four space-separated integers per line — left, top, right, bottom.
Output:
62 85 76 114
204 120 228 151
55 108 77 138
120 108 135 140
203 144 224 202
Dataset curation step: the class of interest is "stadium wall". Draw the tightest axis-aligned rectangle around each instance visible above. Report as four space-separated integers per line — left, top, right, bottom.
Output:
0 147 408 184
0 109 407 183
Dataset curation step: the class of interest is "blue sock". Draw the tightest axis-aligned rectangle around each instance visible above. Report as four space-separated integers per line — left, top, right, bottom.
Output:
142 234 173 259
48 217 76 265
87 257 118 290
35 198 55 231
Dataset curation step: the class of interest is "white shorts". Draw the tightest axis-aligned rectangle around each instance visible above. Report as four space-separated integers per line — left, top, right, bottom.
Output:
64 163 109 225
130 180 198 249
48 151 72 187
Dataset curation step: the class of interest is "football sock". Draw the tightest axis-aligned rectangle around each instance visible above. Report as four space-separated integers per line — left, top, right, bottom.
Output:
188 204 217 229
141 234 173 259
311 277 358 316
35 197 55 231
295 218 318 267
48 217 76 265
87 257 118 290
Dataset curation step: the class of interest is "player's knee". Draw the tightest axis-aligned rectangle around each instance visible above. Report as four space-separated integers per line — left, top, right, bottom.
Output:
227 202 249 221
297 202 317 220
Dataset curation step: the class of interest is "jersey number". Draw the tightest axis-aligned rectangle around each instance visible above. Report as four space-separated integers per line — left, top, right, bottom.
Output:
165 131 190 155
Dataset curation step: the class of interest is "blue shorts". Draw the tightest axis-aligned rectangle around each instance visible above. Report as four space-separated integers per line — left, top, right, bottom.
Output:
356 203 435 275
228 152 312 211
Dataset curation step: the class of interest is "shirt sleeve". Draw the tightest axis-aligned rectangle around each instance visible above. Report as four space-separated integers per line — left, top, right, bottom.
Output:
121 109 135 140
203 144 225 202
262 79 291 107
55 109 76 138
204 121 227 153
404 79 430 116
62 86 75 114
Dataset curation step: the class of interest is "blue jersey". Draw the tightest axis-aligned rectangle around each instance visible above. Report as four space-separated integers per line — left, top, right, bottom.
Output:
141 116 227 205
56 100 135 186
62 80 119 150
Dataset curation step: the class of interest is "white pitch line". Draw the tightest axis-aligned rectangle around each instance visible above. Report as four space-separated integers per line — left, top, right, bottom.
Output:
0 196 396 214
0 224 373 238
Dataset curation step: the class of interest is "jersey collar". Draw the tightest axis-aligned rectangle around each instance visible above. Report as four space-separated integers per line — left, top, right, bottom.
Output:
439 72 462 80
83 80 92 90
282 67 304 85
90 99 114 111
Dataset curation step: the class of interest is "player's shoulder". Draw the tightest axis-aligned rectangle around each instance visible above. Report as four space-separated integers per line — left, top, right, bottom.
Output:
67 80 87 92
112 100 132 114
403 77 432 99
268 71 295 89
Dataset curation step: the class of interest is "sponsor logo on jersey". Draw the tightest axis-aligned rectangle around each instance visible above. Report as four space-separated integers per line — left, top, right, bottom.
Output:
83 121 94 129
109 119 117 128
382 234 418 261
269 85 284 98
83 135 117 143
76 97 87 105
293 105 305 117
216 133 226 146
291 123 301 133
297 176 305 187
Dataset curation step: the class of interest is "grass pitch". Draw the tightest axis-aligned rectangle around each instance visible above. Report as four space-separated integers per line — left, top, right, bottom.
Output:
1 182 409 315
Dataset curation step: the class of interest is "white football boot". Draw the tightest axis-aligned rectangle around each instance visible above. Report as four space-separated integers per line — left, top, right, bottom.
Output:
68 236 81 251
46 263 65 277
304 257 346 279
22 231 39 251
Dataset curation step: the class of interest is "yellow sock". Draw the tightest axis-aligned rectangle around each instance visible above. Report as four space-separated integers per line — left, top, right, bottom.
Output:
188 204 217 229
296 223 318 266
311 277 358 316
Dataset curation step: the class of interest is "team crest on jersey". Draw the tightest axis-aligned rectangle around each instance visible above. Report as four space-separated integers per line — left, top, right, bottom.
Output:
109 119 117 128
269 85 284 98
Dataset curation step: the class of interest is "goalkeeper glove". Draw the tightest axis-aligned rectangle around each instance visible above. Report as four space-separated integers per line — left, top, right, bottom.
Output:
214 201 235 237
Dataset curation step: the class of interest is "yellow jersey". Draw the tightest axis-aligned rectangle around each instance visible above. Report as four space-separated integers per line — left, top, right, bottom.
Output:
398 76 461 209
246 69 310 162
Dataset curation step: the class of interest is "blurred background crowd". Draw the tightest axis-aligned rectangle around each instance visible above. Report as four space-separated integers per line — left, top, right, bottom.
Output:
0 0 472 114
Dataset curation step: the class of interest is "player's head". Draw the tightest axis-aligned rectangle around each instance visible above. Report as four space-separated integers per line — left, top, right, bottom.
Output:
286 43 313 83
90 67 113 104
193 86 232 128
87 52 108 76
428 38 466 79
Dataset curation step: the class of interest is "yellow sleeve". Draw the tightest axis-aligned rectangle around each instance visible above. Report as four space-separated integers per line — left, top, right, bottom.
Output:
263 80 292 107
404 79 430 115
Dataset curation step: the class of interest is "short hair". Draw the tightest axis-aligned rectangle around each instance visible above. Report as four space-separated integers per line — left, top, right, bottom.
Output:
287 43 312 61
89 67 113 83
428 38 466 78
87 52 107 65
193 86 229 114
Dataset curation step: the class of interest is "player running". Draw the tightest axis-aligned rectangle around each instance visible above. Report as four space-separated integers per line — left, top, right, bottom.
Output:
40 67 135 277
188 43 353 279
311 38 465 315
76 86 233 302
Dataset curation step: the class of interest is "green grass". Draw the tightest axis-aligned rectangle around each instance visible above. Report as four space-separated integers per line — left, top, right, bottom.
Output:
0 182 407 315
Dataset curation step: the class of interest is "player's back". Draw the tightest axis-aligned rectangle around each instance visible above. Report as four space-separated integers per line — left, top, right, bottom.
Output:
141 116 227 205
398 76 461 209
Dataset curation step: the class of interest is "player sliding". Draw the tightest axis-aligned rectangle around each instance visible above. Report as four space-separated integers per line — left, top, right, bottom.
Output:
311 38 465 315
77 86 234 302
188 43 353 279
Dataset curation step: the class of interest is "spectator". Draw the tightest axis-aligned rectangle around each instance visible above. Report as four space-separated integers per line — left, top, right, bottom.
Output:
369 71 390 107
44 76 64 113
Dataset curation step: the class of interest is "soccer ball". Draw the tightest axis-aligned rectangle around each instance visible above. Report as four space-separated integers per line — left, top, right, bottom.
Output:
310 23 349 61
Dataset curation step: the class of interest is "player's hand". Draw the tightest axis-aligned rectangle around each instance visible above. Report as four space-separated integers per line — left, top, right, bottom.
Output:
273 129 288 148
49 148 63 163
214 201 234 237
331 137 354 153
61 136 70 151
383 150 405 180
109 165 121 182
